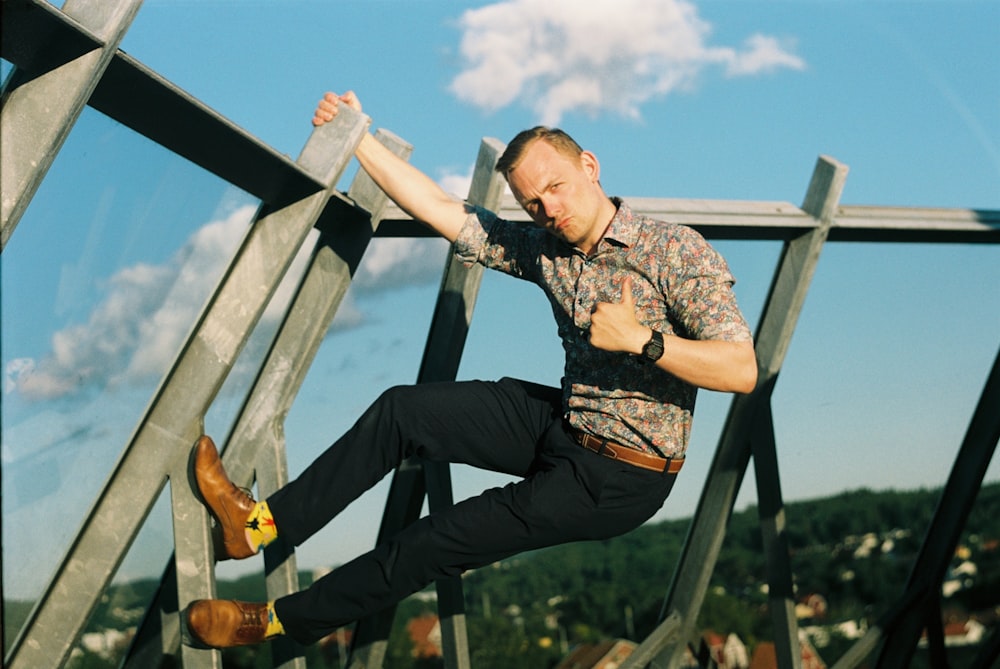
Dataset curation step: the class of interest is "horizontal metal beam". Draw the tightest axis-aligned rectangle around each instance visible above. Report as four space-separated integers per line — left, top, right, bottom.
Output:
88 51 326 205
1 0 325 207
375 198 1000 243
4 1 996 246
1 0 143 250
0 0 100 72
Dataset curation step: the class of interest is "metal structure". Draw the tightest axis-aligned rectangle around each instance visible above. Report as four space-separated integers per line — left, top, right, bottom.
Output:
2 1 998 668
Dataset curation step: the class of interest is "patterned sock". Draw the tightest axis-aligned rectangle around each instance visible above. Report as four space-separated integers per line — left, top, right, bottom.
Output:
244 501 278 552
265 601 285 638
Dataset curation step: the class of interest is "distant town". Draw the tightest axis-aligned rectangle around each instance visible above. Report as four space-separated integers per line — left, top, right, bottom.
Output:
12 483 997 668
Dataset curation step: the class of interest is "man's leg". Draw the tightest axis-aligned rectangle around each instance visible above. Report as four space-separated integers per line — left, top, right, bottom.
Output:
274 421 678 645
188 377 565 647
266 377 561 548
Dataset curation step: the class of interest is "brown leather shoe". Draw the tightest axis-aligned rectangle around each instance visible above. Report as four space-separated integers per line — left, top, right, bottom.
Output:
187 599 270 647
193 435 257 560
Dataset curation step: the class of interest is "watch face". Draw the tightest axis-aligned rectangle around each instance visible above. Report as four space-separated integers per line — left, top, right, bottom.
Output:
643 332 664 362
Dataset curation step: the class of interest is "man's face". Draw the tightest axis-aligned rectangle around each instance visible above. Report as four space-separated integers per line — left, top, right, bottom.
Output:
506 140 607 253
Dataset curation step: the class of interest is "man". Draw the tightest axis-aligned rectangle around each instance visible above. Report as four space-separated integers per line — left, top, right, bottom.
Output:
185 91 757 648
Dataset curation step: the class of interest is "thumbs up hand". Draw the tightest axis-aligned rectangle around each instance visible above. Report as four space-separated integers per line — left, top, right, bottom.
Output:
588 275 652 355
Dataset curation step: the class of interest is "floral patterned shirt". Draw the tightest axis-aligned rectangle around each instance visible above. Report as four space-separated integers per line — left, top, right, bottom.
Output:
454 199 752 457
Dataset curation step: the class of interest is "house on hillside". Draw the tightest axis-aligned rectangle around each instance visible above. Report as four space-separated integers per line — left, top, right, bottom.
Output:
698 631 749 668
918 617 987 648
317 627 353 664
795 593 829 621
749 635 826 669
555 639 636 669
942 560 978 597
406 613 443 660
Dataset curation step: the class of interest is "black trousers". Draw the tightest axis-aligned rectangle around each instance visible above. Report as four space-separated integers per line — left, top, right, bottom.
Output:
269 377 677 645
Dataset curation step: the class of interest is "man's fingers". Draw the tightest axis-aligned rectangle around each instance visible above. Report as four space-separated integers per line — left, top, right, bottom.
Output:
339 90 362 112
313 91 362 127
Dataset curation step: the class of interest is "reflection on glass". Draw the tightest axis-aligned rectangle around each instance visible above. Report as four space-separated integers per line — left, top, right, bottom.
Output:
1 106 258 651
72 491 175 666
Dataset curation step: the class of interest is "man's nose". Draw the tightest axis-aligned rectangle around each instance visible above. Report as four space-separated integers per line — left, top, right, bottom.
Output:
539 194 560 220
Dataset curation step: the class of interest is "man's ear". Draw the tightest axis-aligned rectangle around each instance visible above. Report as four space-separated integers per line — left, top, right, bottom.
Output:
579 150 601 182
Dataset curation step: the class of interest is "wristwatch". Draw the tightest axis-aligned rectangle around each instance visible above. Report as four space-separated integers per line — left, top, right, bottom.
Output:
640 329 664 364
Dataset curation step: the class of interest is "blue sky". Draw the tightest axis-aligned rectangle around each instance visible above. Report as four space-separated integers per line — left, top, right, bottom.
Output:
2 0 998 598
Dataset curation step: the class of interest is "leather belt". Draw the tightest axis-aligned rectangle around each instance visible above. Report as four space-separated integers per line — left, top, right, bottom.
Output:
569 428 684 474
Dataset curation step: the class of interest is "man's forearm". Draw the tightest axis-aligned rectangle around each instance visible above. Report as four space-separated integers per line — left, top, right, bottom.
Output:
354 133 468 242
654 337 758 394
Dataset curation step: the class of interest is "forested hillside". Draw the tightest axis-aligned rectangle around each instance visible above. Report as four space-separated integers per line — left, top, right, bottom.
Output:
456 483 1000 654
13 483 998 668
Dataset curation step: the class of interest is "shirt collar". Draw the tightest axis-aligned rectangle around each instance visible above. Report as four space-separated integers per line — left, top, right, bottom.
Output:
600 198 641 250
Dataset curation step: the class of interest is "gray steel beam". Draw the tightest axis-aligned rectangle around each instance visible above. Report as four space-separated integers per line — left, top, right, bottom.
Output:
421 142 508 669
223 129 412 669
4 1 996 250
751 400 801 669
830 585 926 669
622 156 849 669
172 112 371 669
89 50 326 205
4 107 371 669
421 138 508 669
0 0 100 70
122 129 412 669
875 346 1000 667
1 0 143 251
347 137 507 669
0 0 327 209
375 199 1000 244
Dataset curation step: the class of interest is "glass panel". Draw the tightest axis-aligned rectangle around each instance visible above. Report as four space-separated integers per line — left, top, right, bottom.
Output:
1 105 258 651
73 489 174 668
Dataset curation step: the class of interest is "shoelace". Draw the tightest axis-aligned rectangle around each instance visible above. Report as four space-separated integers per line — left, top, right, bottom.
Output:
236 604 267 640
235 486 255 506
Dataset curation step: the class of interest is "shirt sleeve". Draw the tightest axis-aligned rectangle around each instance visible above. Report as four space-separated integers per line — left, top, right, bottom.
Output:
452 205 545 282
664 226 753 342
453 206 495 267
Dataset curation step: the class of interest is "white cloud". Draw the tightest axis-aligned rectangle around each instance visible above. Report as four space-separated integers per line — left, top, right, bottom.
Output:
4 195 461 402
438 166 476 200
449 0 806 125
5 206 254 401
720 34 808 77
352 237 451 293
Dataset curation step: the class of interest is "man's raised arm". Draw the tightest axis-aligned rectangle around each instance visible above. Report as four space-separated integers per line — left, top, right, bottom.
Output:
314 91 470 242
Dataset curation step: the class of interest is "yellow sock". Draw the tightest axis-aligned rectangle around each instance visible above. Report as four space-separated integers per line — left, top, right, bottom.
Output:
265 601 284 638
244 501 278 551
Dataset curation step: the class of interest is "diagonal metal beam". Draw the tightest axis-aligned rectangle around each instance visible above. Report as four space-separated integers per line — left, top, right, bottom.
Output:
875 345 1000 667
420 138 508 669
122 128 412 669
751 396 801 669
4 106 371 669
226 129 412 669
347 137 507 669
90 50 326 205
623 155 848 669
1 0 143 250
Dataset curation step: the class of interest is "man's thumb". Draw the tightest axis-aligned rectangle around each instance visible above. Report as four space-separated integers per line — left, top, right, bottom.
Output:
620 275 635 305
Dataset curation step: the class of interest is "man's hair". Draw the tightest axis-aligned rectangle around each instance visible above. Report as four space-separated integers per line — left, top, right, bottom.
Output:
495 126 584 176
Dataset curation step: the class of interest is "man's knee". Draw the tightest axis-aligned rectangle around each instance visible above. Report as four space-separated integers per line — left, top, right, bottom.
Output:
389 519 470 583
